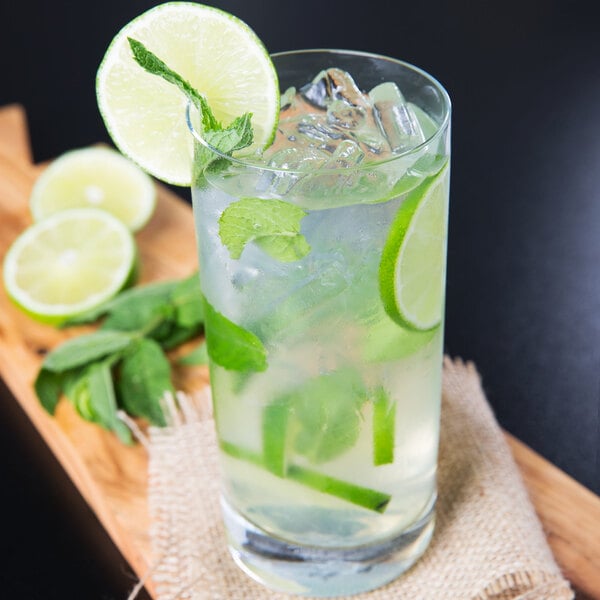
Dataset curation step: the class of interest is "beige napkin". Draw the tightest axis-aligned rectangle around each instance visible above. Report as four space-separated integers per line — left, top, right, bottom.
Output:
142 358 573 600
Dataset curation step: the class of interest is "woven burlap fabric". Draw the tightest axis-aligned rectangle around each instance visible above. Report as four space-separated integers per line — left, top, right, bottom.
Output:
143 358 573 600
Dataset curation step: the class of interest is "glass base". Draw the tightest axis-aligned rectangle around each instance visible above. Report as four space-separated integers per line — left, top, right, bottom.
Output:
221 494 436 597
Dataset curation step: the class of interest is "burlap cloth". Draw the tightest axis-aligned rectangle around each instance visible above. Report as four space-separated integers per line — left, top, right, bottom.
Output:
141 358 574 600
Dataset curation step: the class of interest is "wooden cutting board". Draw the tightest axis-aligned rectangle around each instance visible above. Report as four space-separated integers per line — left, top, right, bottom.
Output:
0 105 598 599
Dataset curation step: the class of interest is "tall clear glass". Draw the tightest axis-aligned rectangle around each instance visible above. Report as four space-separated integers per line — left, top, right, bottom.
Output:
189 50 451 596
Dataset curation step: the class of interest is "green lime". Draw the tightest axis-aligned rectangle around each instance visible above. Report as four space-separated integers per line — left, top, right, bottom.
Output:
96 2 279 186
378 164 449 331
3 208 136 325
30 147 156 232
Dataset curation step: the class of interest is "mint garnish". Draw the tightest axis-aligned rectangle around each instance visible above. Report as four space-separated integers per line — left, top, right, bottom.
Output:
219 197 311 262
203 298 267 372
128 38 253 170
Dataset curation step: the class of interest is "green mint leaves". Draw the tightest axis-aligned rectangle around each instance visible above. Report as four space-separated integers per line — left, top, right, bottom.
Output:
128 38 253 171
219 197 311 262
203 298 267 372
286 369 367 464
35 273 206 440
35 273 272 442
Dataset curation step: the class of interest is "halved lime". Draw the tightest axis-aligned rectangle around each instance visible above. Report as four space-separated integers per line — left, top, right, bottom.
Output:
378 164 449 331
30 147 156 232
3 208 136 325
96 2 279 186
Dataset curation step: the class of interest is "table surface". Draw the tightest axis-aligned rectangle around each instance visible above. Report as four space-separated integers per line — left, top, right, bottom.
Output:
1 0 599 598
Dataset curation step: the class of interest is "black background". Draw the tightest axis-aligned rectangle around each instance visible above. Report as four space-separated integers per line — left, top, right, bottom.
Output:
1 0 599 598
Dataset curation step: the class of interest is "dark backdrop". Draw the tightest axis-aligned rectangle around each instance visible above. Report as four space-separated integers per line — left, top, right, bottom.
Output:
0 0 599 598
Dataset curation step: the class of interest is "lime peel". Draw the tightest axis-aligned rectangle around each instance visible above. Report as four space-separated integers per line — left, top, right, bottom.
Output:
378 164 449 331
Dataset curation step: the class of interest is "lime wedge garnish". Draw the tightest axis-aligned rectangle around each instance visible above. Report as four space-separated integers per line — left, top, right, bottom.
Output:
30 147 156 232
3 208 136 325
96 2 279 186
378 164 449 331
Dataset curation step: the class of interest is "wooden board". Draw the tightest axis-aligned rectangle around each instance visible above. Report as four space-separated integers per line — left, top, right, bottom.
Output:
0 105 599 599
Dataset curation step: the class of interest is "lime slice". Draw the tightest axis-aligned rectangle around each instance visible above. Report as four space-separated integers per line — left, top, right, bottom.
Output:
378 164 449 331
3 208 136 325
30 147 156 232
96 2 279 186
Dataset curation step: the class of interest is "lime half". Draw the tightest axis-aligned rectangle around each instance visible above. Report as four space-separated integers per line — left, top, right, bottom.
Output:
379 164 449 331
30 147 156 232
96 2 279 186
3 208 136 325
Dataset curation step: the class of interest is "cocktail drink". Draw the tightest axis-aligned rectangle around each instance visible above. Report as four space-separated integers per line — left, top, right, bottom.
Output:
189 51 450 595
95 3 450 595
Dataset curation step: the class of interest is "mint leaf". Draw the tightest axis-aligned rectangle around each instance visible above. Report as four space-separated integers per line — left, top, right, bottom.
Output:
117 338 171 426
128 37 218 130
204 298 267 372
34 369 65 414
219 197 311 262
373 386 395 466
42 330 133 372
203 113 254 155
171 273 204 328
87 361 132 444
61 279 180 326
128 38 254 175
280 369 367 464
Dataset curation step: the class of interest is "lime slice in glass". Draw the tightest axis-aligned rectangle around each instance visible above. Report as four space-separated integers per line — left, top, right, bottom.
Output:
3 208 136 325
378 164 449 331
30 147 156 232
96 2 279 186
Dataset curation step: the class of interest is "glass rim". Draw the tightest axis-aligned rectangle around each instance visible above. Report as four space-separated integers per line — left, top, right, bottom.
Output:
186 48 451 175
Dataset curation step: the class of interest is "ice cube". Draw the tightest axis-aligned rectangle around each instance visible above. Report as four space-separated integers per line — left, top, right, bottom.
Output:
322 140 365 169
257 146 329 196
300 68 372 110
327 99 367 130
370 82 426 153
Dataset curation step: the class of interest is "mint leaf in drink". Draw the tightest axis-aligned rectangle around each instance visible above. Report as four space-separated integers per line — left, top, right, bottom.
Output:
372 386 396 466
42 330 134 372
117 338 171 426
287 369 367 464
203 113 254 156
204 298 267 372
219 197 311 262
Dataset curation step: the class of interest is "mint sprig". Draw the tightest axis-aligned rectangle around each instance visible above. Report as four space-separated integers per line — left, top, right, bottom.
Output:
128 38 254 171
35 273 205 439
219 197 311 262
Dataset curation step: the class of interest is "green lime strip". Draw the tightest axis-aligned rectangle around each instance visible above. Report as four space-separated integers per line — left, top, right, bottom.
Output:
262 398 290 477
220 440 391 513
373 387 396 466
287 465 391 514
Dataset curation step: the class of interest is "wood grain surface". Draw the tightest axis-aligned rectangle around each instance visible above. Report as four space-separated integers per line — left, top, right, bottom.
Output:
0 105 598 599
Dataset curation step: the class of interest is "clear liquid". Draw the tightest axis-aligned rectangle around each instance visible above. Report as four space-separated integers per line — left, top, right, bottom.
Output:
193 172 446 549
